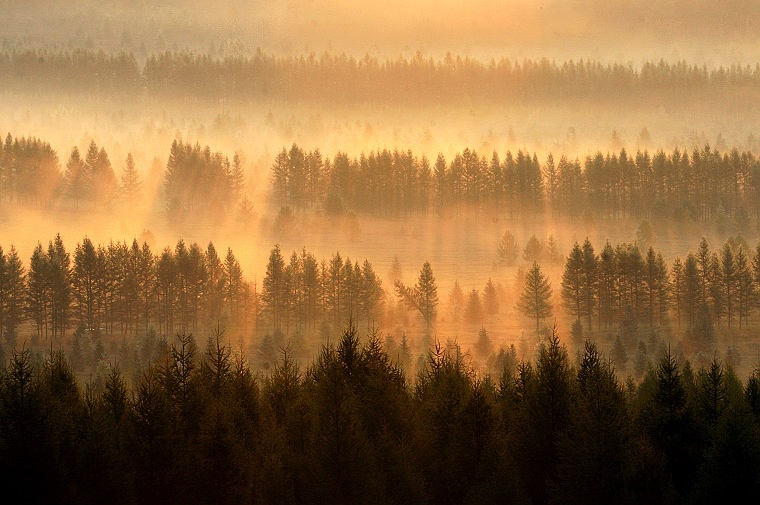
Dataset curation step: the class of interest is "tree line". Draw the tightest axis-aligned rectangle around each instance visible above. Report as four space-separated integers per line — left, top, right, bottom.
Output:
165 139 245 222
6 128 760 225
272 144 760 221
3 47 760 107
0 133 132 208
560 236 760 344
0 235 388 351
1 324 758 504
8 232 760 358
0 134 249 223
13 235 256 348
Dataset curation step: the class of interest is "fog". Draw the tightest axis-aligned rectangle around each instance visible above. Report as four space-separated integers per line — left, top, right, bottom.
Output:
4 1 760 502
1 0 759 372
5 0 760 64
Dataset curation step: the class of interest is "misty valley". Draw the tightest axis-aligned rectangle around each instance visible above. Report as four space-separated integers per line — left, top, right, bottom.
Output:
3 1 760 504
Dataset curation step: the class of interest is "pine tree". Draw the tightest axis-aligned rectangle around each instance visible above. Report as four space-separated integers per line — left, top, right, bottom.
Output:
261 245 285 331
474 326 493 359
229 152 245 202
73 237 99 331
519 262 553 335
235 196 255 230
120 152 142 206
720 242 736 328
360 259 384 323
643 247 668 329
271 148 289 205
224 248 244 329
523 235 544 263
448 280 465 324
416 260 439 331
464 289 483 325
581 239 598 330
394 261 439 333
553 341 629 504
93 146 118 207
497 230 520 266
598 241 617 329
735 246 754 328
642 349 700 497
543 153 559 213
561 243 584 325
63 146 86 206
27 243 49 342
684 254 701 328
696 237 711 304
482 278 499 318
2 246 25 346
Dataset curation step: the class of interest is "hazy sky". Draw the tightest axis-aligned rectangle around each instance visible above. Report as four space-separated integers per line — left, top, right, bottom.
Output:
3 0 759 64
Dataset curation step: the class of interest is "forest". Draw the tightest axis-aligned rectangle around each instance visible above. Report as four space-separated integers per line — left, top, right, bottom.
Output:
2 48 760 107
1 323 759 504
4 0 760 503
5 131 760 226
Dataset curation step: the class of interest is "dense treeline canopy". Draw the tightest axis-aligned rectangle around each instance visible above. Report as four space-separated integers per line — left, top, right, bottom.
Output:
5 127 760 225
1 326 758 504
0 235 385 352
0 133 60 204
7 232 760 374
165 140 244 218
559 236 760 343
273 144 760 220
3 48 760 105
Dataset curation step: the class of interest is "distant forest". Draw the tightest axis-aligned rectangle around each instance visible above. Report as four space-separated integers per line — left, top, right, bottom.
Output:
4 131 760 225
272 144 760 221
2 48 760 105
1 324 758 504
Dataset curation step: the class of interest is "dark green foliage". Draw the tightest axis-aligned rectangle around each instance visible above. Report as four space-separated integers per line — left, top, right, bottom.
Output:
552 342 631 504
0 321 760 503
640 349 701 499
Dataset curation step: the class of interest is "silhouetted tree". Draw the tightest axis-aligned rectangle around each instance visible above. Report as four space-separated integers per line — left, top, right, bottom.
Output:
519 263 553 335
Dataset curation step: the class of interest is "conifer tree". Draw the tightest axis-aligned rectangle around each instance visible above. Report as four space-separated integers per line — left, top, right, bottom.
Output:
63 146 86 206
464 289 483 325
598 241 617 329
720 243 736 328
735 246 754 328
498 230 520 266
2 246 25 346
519 262 553 335
448 280 464 324
261 245 286 332
561 243 584 325
120 152 142 206
483 278 499 318
395 261 439 332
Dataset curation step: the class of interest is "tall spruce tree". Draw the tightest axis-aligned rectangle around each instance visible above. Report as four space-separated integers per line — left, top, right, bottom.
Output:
520 262 553 335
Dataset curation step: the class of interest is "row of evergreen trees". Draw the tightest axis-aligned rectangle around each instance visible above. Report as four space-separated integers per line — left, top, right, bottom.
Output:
8 232 760 354
1 324 758 504
6 128 760 224
271 144 760 220
15 236 255 347
0 133 141 207
165 139 244 219
560 237 760 341
0 236 387 350
3 48 760 105
1 133 247 221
